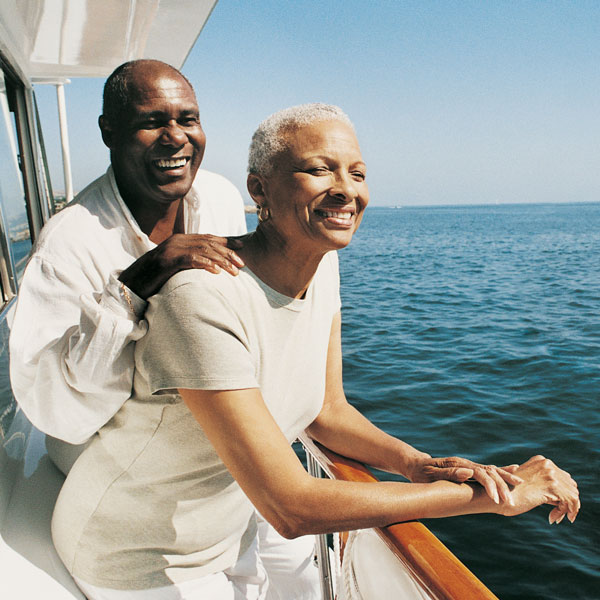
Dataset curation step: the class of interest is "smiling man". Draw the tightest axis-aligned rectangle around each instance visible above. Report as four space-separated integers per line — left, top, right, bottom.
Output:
9 60 246 447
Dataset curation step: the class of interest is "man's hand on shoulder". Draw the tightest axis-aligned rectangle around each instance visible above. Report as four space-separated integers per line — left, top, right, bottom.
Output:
119 234 245 299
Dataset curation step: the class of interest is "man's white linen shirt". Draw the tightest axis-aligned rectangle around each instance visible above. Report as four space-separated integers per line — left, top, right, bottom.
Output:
9 167 246 444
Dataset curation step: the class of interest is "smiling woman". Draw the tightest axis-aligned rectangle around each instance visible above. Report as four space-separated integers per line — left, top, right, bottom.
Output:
49 103 579 600
245 105 369 297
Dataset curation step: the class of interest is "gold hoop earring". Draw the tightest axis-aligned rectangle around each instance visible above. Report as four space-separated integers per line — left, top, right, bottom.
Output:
258 206 271 223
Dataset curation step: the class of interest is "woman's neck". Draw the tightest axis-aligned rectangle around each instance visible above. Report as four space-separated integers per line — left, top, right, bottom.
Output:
239 227 325 299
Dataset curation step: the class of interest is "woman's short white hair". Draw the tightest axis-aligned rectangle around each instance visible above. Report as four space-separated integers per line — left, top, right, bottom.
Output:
248 103 354 176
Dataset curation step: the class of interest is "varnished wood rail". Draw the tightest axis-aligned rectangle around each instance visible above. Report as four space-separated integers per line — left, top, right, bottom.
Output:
300 436 499 600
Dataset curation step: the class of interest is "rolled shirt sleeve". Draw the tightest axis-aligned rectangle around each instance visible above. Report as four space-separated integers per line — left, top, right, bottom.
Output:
9 258 147 444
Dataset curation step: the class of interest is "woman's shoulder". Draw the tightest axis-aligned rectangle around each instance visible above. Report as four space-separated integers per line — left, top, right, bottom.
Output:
145 268 256 339
158 268 245 300
315 250 339 282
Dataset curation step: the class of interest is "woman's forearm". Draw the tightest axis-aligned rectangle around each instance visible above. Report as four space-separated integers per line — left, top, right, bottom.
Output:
269 475 492 539
306 400 430 479
314 315 525 501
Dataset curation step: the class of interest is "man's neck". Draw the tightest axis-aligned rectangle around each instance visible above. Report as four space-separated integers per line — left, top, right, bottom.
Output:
122 192 185 245
142 199 185 244
113 168 186 244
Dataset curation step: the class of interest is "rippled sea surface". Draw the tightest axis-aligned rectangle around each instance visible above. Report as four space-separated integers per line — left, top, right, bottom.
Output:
335 203 599 600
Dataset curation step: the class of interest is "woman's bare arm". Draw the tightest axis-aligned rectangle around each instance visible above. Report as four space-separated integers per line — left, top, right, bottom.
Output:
180 382 578 538
180 385 497 538
306 312 524 504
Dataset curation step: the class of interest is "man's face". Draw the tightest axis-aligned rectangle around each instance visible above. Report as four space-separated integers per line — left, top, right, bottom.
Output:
103 66 206 208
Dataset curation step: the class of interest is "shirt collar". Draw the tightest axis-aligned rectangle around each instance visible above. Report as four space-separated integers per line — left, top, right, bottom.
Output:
105 166 204 248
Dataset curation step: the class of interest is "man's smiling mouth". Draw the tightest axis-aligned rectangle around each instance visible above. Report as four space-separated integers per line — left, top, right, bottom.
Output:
154 157 189 170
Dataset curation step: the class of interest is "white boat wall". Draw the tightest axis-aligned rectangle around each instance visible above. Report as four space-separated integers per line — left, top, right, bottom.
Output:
0 2 498 598
302 437 499 600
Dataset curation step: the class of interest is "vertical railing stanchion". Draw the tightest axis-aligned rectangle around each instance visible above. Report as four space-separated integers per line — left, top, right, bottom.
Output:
306 450 335 600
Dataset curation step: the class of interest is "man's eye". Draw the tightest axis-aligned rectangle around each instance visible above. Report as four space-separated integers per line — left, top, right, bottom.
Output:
352 171 366 181
180 116 199 126
139 120 160 129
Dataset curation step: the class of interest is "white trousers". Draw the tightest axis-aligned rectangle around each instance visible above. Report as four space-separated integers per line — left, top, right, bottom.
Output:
256 514 321 600
74 517 321 600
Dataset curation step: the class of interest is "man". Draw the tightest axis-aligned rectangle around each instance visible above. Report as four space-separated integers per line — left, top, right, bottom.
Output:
9 60 246 448
10 60 321 599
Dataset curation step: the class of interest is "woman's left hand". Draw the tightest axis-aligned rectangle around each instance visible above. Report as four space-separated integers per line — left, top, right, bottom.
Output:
408 456 524 505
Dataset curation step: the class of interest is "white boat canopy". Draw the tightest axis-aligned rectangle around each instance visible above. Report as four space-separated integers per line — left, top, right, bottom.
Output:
0 0 218 202
0 0 218 80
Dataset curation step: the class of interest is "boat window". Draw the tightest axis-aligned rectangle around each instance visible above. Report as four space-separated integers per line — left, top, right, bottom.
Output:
32 92 55 219
0 70 33 295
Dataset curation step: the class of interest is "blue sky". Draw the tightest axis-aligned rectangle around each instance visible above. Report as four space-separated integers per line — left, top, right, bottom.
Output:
35 0 600 206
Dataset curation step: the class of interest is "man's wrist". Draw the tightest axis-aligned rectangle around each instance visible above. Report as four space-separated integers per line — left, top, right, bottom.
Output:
109 273 147 318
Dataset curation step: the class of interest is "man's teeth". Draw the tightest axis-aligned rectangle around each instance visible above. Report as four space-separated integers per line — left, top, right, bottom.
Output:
321 210 352 220
155 158 187 168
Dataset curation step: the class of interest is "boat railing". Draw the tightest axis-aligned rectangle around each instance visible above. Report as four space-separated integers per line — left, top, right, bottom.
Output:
300 435 499 600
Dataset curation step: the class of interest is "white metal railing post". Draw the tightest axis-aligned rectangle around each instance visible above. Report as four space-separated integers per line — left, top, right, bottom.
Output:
55 82 73 202
306 451 335 600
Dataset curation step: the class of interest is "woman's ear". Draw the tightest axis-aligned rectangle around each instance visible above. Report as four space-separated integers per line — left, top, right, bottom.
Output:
247 173 267 206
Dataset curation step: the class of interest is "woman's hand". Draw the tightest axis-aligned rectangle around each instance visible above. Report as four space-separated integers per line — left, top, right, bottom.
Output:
498 455 580 524
407 456 524 505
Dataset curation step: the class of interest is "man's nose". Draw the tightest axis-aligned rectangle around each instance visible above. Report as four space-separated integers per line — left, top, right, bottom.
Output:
159 121 187 146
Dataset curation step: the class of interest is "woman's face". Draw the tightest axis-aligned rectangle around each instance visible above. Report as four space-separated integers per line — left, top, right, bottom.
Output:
257 119 369 253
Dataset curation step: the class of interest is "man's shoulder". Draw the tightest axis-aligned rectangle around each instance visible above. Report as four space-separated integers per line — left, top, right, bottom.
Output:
193 169 239 191
187 169 246 235
191 169 243 203
33 171 122 258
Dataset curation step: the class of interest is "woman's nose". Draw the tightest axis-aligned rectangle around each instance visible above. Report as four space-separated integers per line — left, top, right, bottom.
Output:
330 172 357 201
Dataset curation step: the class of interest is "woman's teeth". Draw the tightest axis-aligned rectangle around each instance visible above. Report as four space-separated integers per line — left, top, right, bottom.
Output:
320 210 352 220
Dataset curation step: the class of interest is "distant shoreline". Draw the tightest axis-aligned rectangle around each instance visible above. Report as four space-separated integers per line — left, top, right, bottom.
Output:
364 200 600 210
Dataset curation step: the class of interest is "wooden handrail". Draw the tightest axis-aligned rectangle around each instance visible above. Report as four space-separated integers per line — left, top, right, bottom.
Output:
301 437 499 600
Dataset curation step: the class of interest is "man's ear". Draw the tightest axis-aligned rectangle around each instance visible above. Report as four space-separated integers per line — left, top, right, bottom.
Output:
247 173 267 205
98 115 115 149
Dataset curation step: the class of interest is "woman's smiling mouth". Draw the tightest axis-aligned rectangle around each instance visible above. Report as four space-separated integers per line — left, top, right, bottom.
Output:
314 208 358 228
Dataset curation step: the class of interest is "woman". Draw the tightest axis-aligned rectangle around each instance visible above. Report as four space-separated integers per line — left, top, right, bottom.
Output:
52 104 579 599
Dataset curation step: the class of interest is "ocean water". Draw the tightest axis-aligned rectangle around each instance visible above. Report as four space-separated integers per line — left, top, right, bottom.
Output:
334 203 599 600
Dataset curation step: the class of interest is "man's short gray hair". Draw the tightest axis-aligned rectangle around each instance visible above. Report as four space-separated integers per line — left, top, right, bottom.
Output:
248 103 354 176
102 59 193 126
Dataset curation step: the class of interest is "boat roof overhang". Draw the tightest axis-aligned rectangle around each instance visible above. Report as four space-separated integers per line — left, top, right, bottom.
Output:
0 0 218 82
